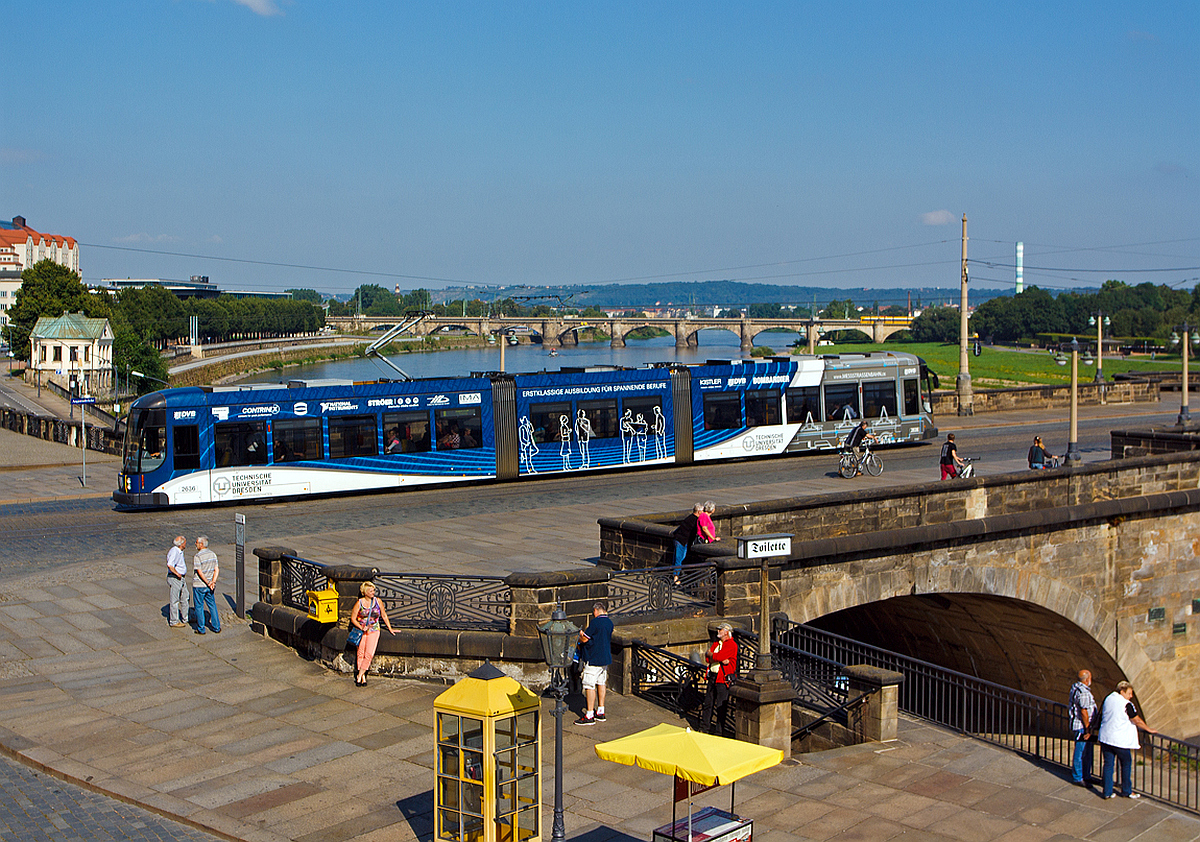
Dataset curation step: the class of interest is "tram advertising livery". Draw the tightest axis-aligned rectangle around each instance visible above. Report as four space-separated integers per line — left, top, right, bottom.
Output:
114 352 937 508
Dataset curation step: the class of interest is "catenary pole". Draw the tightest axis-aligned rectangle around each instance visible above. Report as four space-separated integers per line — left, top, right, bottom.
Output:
957 214 973 415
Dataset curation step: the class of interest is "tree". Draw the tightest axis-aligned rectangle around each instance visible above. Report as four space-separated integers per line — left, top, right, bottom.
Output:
112 324 169 395
969 287 1066 342
286 288 322 304
8 260 112 360
116 286 187 346
909 306 960 343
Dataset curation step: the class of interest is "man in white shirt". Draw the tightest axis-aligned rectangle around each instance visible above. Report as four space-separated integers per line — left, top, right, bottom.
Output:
166 535 189 628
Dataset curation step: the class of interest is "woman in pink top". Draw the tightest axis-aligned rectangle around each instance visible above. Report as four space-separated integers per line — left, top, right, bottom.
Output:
697 500 721 544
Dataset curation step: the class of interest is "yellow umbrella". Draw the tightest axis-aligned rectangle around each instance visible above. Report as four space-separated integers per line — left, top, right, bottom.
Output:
595 724 783 840
594 723 783 786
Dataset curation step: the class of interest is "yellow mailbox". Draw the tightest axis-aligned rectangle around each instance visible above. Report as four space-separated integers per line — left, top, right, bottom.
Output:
435 663 542 842
306 586 338 623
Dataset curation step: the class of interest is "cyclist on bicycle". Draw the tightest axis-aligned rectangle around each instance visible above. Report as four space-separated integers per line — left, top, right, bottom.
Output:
843 420 877 476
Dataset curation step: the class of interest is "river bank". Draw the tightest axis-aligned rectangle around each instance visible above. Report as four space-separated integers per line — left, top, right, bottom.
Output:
171 333 500 387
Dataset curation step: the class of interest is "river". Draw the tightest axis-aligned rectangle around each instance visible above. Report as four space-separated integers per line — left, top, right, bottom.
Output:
234 332 793 384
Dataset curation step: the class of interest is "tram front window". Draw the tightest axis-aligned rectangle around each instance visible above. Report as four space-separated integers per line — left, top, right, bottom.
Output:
123 409 167 474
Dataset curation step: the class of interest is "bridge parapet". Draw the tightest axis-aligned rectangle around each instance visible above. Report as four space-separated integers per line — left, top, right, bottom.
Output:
599 451 1200 738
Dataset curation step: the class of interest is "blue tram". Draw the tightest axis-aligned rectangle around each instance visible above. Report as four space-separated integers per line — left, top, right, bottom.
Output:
114 352 937 508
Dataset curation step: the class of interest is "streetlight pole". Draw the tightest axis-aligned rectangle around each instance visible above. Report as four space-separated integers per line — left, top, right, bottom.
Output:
1066 338 1081 463
956 214 973 415
1088 312 1110 383
538 608 579 842
1172 324 1196 426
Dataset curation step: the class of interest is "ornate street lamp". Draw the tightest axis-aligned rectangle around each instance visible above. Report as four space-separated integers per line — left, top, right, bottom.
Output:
1088 312 1111 383
1170 325 1199 426
538 608 579 842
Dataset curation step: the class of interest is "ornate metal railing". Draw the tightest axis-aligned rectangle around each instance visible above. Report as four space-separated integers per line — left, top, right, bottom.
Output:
280 554 329 610
629 642 734 735
775 618 1200 814
371 573 510 631
607 563 716 619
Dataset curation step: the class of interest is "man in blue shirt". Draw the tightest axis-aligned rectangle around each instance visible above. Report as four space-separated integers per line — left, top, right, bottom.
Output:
575 602 614 725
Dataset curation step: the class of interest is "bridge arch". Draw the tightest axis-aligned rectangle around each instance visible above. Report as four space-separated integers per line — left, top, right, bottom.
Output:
806 590 1133 717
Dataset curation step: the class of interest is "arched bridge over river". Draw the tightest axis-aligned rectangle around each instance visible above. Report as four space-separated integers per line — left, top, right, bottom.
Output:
600 451 1200 741
327 314 911 350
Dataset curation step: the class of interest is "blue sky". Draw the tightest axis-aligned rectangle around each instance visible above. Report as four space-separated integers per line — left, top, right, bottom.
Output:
5 2 1197 298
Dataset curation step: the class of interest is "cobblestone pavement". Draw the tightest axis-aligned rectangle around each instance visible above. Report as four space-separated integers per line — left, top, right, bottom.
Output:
0 754 223 842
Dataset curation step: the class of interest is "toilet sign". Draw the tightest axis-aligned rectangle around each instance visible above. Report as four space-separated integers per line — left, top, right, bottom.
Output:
736 533 793 559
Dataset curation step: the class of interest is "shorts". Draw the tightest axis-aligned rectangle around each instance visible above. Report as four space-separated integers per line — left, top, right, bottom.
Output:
581 664 608 690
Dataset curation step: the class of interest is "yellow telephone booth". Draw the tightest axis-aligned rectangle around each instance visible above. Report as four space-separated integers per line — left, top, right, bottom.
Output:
434 663 542 842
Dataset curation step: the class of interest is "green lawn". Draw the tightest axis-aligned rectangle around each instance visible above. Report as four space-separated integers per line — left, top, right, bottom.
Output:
815 342 1180 388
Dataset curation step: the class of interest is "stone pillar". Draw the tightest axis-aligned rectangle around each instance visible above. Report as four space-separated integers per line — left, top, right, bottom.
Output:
674 321 688 349
739 321 753 352
609 321 626 348
253 546 297 606
324 565 381 627
730 668 796 760
843 664 904 742
190 344 204 360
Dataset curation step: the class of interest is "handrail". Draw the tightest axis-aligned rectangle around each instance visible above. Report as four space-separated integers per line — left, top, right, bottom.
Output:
775 618 1200 814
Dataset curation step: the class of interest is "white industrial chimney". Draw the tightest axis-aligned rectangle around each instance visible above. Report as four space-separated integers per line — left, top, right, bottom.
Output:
1016 242 1024 294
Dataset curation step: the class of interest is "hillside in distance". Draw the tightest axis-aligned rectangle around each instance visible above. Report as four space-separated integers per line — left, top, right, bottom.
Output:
428 280 1014 310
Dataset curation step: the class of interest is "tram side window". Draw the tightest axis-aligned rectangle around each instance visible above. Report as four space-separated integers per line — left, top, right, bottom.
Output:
383 410 431 454
434 408 483 450
823 383 859 422
862 380 898 419
623 396 664 435
329 415 378 459
173 425 201 471
786 387 821 424
273 418 322 462
577 399 618 439
745 390 781 427
529 403 571 444
214 421 268 467
702 393 742 430
902 379 919 416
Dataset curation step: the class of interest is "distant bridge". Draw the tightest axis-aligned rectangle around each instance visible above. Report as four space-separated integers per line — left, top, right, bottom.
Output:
326 314 912 350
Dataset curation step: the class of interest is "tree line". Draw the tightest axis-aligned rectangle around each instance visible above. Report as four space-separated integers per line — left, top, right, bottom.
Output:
909 281 1195 347
8 261 323 392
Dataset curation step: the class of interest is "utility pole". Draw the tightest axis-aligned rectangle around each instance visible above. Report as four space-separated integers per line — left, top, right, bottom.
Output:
957 214 973 415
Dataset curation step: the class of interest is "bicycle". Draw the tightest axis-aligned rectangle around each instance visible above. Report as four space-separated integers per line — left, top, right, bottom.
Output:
958 456 976 479
838 444 883 478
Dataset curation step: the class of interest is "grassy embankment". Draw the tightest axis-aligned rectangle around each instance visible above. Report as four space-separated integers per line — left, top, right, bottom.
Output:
824 341 1181 388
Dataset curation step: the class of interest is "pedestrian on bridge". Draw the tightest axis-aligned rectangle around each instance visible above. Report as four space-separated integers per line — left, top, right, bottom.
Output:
940 433 964 480
1068 669 1097 786
192 536 220 635
1099 680 1158 799
701 622 738 735
166 535 189 628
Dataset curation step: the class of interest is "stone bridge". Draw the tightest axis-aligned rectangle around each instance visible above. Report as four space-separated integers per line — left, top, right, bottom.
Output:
327 315 911 350
599 452 1200 740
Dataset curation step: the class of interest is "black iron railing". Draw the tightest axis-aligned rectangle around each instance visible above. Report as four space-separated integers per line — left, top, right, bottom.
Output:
372 573 511 631
775 618 1200 814
607 563 716 619
629 642 734 735
280 554 329 610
